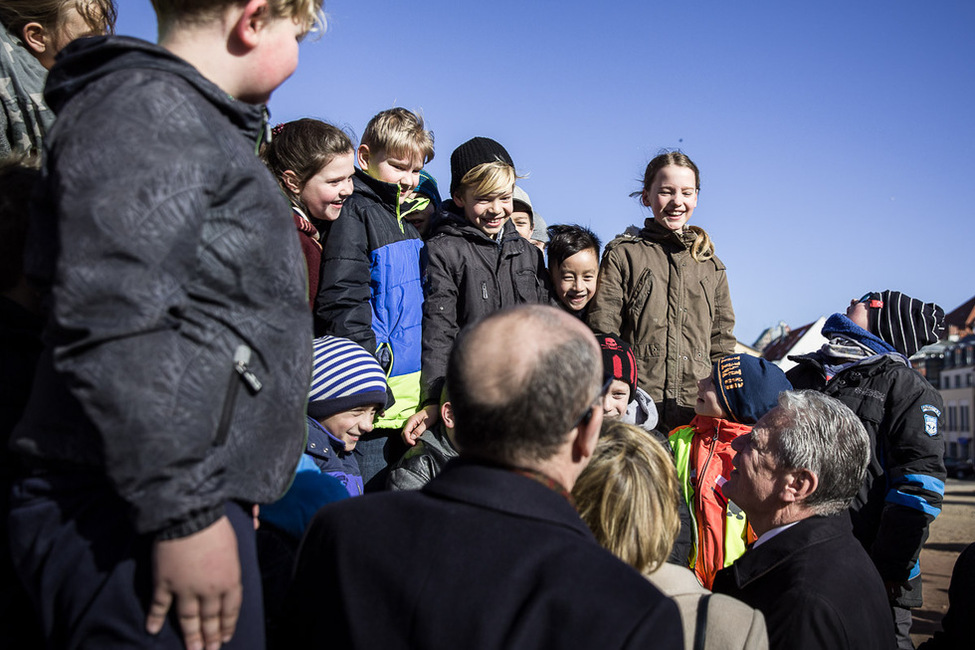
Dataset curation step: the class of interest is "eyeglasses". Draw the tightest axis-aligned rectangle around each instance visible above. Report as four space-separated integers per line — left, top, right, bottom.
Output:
856 293 875 304
570 375 614 431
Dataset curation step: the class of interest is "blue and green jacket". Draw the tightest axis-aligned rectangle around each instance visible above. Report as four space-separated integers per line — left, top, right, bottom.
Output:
315 170 424 428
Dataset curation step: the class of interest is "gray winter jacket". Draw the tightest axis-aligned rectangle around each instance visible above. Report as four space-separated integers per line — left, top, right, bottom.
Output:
10 36 312 539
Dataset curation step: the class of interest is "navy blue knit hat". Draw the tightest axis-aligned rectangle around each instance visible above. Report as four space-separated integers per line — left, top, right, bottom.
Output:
712 355 792 425
308 336 388 420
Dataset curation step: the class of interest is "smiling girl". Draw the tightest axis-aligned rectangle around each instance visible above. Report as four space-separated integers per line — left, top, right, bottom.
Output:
587 151 736 431
262 118 354 309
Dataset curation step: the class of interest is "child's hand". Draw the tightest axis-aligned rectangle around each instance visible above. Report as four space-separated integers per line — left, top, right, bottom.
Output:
146 516 241 650
401 404 440 446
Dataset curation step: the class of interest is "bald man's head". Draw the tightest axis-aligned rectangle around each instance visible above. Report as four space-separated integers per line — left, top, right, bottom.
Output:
447 305 602 466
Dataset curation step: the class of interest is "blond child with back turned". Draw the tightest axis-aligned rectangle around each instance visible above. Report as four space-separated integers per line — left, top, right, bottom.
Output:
6 2 324 649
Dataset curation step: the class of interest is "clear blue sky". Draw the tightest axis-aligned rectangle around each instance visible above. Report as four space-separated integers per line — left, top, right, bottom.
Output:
118 1 975 345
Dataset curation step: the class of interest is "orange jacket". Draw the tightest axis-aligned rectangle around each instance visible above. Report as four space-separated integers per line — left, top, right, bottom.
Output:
670 415 756 588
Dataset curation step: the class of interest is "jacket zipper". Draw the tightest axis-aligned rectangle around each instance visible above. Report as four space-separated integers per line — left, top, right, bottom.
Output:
215 344 262 446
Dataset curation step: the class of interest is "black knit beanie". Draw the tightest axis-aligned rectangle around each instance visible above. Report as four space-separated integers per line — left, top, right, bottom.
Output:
449 137 514 196
595 334 638 400
713 355 792 425
866 290 945 357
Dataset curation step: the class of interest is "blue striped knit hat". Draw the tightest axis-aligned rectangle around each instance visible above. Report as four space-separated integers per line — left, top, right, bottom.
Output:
308 336 388 420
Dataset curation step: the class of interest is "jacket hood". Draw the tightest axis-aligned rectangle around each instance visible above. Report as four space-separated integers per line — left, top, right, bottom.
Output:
45 36 267 140
352 168 402 212
623 386 660 433
430 202 521 244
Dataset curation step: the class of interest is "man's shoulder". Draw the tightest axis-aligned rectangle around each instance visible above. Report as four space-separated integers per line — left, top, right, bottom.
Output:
298 465 683 649
743 516 880 588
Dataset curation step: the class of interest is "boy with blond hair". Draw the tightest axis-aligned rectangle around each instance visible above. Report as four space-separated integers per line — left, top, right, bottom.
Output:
6 1 322 648
315 106 433 489
403 137 551 441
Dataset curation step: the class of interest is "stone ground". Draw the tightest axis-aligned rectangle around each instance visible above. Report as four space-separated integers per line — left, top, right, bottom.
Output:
910 477 975 646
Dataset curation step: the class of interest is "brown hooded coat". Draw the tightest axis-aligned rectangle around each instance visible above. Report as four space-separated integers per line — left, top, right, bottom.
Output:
587 219 736 430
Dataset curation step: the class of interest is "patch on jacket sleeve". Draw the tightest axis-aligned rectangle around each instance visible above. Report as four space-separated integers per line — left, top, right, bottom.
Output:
922 404 941 436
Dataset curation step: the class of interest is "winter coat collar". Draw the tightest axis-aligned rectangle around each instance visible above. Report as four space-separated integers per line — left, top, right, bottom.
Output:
305 415 354 461
352 168 403 213
431 203 522 246
637 218 694 250
721 514 851 588
687 414 752 440
422 459 594 538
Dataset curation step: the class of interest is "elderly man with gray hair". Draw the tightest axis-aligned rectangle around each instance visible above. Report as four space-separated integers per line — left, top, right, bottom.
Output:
712 390 895 650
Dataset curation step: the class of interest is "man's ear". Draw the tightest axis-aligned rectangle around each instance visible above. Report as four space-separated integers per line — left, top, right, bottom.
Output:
571 408 601 464
233 0 271 50
782 469 818 504
21 22 51 56
356 144 371 170
281 170 302 194
441 401 455 430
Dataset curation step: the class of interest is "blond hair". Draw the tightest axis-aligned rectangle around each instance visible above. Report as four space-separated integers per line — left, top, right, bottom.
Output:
361 107 434 164
0 0 117 38
456 161 516 199
573 420 681 575
151 0 324 33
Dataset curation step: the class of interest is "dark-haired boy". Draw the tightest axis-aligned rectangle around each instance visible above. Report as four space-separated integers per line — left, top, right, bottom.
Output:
547 224 601 318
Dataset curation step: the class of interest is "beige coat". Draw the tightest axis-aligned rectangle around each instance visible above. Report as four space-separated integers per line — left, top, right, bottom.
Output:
587 220 736 430
647 563 767 650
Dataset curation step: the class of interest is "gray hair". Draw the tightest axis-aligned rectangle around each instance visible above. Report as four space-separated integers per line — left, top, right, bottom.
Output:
771 390 869 516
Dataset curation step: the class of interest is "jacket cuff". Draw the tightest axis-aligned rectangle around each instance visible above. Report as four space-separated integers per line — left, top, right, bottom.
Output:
155 504 225 541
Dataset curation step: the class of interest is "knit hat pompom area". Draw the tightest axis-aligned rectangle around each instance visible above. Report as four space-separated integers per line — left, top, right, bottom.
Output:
712 355 792 425
449 136 514 196
595 334 638 400
307 336 388 421
865 290 945 357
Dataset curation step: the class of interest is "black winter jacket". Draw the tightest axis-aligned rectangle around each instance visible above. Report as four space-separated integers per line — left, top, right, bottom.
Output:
787 352 946 607
421 208 551 401
713 514 895 650
10 36 312 539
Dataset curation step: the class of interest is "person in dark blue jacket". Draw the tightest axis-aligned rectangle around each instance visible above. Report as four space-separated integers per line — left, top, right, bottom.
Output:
787 290 946 648
315 107 434 490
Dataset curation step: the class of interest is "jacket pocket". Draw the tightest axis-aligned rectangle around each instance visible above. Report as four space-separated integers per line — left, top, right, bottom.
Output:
214 344 263 447
699 276 716 320
625 268 654 334
512 268 542 303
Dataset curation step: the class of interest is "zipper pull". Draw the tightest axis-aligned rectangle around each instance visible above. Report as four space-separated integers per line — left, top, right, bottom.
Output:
482 282 488 300
234 345 263 394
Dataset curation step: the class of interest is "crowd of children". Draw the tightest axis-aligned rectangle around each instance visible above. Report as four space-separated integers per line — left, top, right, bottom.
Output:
0 1 954 649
